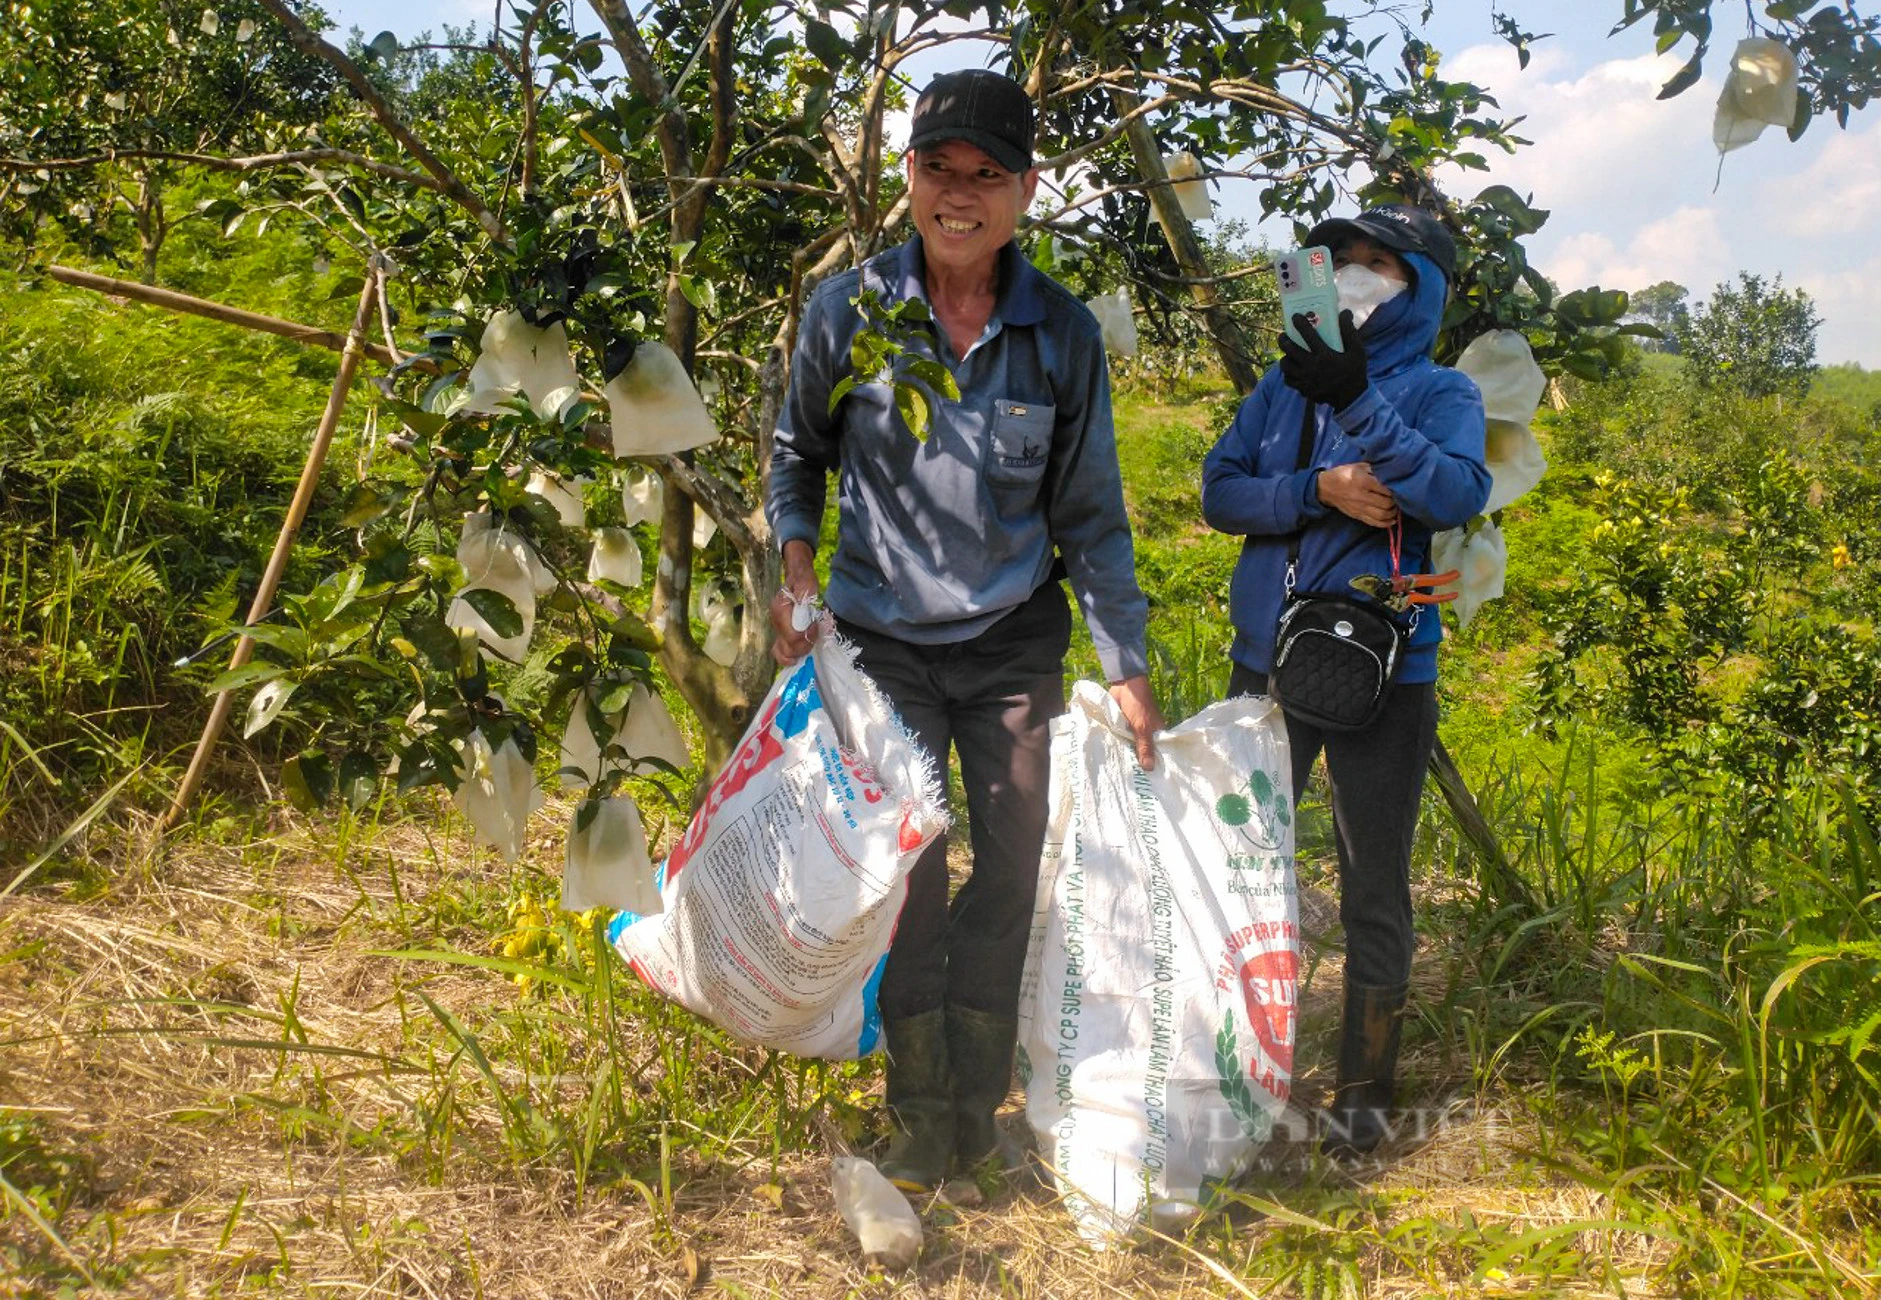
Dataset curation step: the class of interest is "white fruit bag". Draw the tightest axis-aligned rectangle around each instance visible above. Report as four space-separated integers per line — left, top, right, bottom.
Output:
1715 37 1799 154
1086 290 1139 359
609 635 948 1058
606 341 719 456
1018 685 1298 1246
1431 518 1507 629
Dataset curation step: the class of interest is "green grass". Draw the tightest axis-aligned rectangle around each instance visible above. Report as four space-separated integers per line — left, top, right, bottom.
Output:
3 211 1880 1292
0 210 360 846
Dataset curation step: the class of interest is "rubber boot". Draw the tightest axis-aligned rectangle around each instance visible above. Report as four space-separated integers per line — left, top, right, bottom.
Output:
1322 981 1408 1160
946 1003 1019 1173
876 1009 954 1192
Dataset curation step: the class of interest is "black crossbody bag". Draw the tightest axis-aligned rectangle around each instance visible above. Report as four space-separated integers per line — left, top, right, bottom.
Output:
1268 404 1405 732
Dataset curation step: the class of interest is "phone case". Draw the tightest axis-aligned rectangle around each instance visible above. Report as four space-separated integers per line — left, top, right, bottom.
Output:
1276 246 1342 351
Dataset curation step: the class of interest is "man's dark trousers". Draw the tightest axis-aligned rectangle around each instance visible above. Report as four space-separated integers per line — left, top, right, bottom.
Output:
836 580 1071 1019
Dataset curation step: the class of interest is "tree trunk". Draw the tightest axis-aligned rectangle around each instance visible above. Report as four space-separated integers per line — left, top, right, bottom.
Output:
606 0 770 771
133 169 166 285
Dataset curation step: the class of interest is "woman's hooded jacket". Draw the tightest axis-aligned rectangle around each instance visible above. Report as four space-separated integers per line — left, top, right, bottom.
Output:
1201 251 1490 684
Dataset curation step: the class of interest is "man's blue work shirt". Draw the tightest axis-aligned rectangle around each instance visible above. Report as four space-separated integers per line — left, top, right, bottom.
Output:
768 237 1150 682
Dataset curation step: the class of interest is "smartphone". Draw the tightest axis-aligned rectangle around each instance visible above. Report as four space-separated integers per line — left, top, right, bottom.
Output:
1275 246 1342 351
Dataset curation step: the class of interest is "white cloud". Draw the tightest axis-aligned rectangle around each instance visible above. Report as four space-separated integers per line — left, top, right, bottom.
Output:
1426 40 1880 365
1545 206 1734 294
1753 115 1881 238
1795 248 1881 370
1436 43 1719 214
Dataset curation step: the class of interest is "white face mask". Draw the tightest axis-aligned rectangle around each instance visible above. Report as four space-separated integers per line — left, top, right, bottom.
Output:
1335 263 1408 328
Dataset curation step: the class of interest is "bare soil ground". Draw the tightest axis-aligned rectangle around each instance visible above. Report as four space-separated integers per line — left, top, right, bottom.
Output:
0 809 1662 1298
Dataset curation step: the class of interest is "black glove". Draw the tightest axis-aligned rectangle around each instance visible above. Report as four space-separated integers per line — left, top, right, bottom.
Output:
1278 310 1370 412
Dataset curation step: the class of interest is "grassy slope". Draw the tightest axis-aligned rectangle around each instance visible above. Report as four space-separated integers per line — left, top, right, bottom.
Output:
3 262 1879 1293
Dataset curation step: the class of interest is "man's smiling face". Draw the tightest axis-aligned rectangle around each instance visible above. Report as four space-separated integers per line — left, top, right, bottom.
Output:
906 140 1039 279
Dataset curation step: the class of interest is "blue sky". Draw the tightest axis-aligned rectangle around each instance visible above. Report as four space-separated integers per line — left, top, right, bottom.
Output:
318 0 1879 365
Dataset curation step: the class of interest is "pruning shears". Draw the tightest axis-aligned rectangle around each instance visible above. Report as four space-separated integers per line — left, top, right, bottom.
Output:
1348 569 1461 614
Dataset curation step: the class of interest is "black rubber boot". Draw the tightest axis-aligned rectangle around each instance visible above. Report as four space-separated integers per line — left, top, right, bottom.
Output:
946 1003 1019 1173
877 1009 954 1192
1323 981 1409 1160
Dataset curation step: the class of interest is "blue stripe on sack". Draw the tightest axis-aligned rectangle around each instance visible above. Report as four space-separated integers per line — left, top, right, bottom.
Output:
856 952 889 1055
773 657 821 740
606 861 670 944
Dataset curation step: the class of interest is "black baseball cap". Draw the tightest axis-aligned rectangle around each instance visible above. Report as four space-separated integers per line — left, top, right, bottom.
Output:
908 69 1034 175
1306 204 1457 283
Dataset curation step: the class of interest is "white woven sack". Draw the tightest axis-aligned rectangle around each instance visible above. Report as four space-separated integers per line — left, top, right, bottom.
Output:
1019 685 1298 1246
610 635 948 1058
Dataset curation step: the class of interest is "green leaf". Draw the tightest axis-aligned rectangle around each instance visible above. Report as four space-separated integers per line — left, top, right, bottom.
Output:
243 679 296 739
400 613 460 673
677 274 716 313
207 661 286 694
378 396 449 440
282 751 333 813
1787 85 1813 142
1475 183 1550 235
904 356 959 400
1656 48 1705 100
339 483 397 529
610 609 660 652
827 374 859 414
338 751 378 812
894 382 931 442
395 739 442 794
459 587 523 637
361 533 411 584
805 18 847 70
594 679 637 716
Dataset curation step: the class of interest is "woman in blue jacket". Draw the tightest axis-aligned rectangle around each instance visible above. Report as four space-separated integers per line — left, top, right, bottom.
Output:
1201 205 1490 1157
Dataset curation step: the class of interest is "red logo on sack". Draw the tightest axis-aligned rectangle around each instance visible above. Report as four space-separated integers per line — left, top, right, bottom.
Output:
1237 946 1298 1075
664 696 785 881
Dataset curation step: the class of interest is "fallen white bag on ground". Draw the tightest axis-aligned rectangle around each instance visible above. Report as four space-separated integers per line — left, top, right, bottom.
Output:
1018 685 1299 1246
610 635 948 1058
830 1156 922 1269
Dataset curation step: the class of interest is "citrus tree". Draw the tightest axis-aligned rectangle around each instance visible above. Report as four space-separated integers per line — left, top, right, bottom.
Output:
1 0 1872 842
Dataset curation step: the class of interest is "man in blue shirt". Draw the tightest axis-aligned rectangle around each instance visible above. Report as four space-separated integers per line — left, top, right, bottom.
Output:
767 68 1162 1191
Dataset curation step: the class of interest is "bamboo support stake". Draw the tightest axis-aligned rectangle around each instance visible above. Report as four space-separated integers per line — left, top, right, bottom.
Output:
46 264 399 367
1112 99 1261 396
159 262 385 832
1428 738 1532 915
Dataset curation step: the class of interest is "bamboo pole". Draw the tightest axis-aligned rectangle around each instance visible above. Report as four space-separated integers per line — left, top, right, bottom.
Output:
1111 97 1261 396
158 262 385 832
46 264 400 367
1428 738 1533 915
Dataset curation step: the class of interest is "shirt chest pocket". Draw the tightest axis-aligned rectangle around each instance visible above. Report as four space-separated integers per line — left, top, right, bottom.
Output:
984 400 1055 490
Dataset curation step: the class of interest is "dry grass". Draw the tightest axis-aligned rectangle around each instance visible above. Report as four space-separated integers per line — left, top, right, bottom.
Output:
0 806 1673 1298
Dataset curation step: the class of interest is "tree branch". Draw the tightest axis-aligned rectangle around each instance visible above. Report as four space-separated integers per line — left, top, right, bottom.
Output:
0 148 446 194
253 0 507 243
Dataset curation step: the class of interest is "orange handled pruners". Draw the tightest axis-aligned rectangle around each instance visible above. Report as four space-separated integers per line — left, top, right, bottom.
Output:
1348 570 1460 613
